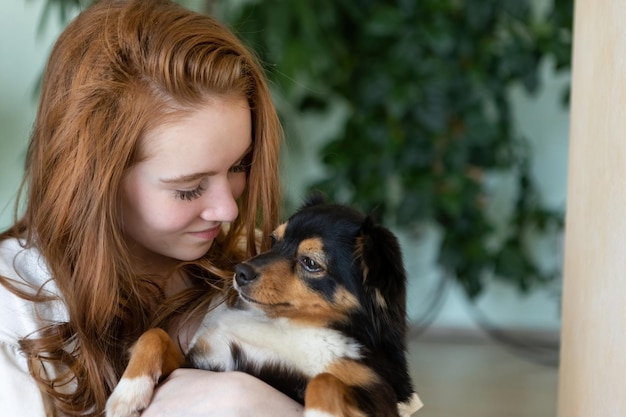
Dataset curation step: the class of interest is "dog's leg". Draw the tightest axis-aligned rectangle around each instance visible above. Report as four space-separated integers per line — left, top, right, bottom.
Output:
105 328 184 417
303 372 366 417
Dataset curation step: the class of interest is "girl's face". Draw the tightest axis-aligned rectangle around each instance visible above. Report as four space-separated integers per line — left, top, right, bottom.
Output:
120 96 251 272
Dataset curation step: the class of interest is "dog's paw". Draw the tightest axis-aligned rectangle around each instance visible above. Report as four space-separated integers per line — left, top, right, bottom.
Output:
105 375 156 417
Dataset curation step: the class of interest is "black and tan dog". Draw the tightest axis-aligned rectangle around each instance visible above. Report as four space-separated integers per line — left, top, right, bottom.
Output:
106 196 421 417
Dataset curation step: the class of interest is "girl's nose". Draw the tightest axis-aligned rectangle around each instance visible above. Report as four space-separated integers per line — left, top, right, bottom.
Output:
200 179 239 222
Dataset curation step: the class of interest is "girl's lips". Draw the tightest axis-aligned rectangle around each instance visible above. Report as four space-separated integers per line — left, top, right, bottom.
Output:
189 225 221 241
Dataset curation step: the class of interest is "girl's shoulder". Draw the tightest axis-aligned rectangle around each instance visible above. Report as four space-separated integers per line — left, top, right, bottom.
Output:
0 237 50 284
0 237 67 345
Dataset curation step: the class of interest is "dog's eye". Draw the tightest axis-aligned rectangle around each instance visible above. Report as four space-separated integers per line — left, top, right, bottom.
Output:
299 256 323 273
270 234 277 247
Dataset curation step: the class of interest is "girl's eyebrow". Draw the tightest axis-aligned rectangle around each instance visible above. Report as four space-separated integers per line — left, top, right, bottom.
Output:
160 172 211 184
159 144 253 184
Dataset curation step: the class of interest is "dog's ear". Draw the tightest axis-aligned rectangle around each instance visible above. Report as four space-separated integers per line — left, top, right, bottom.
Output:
358 216 407 326
357 218 414 403
300 191 328 209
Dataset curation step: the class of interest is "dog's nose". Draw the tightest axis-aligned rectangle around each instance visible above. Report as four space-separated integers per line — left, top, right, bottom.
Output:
235 263 258 286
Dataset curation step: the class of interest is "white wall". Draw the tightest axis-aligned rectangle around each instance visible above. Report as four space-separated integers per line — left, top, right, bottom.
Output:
0 1 67 228
0 1 569 333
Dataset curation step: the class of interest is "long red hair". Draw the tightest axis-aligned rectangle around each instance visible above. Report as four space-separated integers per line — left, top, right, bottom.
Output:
0 0 281 415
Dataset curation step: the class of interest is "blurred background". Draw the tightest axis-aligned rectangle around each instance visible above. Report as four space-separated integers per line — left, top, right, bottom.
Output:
0 1 572 416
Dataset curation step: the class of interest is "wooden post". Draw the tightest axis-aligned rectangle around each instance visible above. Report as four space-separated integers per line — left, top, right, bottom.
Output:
558 1 626 416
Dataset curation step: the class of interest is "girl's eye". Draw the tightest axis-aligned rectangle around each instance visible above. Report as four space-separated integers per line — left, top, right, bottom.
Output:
229 163 248 174
174 184 206 201
229 151 253 174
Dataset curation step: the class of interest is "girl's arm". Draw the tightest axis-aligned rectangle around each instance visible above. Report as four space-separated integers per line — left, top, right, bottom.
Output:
141 368 304 417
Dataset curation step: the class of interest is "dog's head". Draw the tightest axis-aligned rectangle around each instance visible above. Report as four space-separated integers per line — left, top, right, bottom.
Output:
233 195 408 341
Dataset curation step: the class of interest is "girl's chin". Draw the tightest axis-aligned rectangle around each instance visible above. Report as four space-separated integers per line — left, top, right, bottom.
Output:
173 242 215 262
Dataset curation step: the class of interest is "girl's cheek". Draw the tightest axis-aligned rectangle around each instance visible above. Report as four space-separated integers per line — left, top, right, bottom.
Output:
231 173 247 199
153 200 196 230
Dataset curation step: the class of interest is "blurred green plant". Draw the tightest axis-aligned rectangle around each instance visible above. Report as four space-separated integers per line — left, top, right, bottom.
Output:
224 0 572 299
38 0 572 299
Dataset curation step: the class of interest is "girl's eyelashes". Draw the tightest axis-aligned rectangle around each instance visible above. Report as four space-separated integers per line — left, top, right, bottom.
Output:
174 183 206 201
229 163 248 173
229 150 253 173
172 152 251 200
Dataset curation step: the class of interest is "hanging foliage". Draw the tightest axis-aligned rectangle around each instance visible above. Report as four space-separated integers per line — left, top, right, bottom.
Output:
225 0 572 298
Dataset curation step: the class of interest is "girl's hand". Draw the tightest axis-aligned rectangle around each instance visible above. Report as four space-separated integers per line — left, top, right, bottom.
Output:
141 368 304 417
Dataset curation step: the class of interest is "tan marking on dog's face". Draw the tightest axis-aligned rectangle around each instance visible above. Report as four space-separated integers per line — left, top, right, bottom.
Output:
296 238 328 276
298 238 324 255
240 263 347 325
237 237 359 326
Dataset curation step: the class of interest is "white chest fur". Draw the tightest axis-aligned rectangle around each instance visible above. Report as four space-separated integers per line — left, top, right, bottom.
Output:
188 303 362 377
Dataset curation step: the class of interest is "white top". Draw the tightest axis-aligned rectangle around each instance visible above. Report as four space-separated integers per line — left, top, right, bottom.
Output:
0 238 65 416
